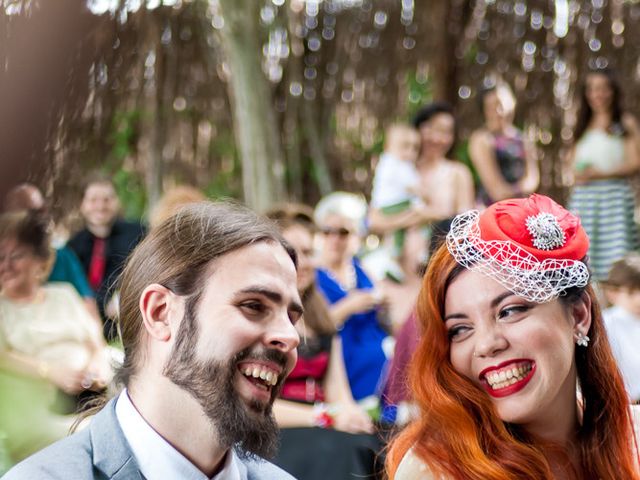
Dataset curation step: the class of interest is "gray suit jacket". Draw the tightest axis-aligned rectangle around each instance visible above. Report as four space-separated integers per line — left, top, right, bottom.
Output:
4 398 295 479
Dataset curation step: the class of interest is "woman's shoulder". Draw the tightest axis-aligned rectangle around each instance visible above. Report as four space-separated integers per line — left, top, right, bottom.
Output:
44 282 80 297
395 448 441 480
445 159 472 178
468 128 493 146
43 282 85 307
622 113 640 135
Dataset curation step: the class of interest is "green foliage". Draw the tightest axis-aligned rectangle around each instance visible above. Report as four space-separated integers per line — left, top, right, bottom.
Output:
112 169 147 220
464 42 478 65
109 110 140 161
98 110 148 220
205 131 242 199
369 131 385 158
406 69 433 120
453 139 480 184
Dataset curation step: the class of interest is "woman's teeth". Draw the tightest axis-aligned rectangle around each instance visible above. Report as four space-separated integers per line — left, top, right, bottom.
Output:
485 363 532 390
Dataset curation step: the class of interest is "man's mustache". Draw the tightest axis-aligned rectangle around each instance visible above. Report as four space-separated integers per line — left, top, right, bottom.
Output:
233 347 289 373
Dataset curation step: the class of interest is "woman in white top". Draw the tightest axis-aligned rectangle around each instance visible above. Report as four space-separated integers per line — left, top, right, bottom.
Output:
386 194 640 479
0 210 113 464
568 68 640 281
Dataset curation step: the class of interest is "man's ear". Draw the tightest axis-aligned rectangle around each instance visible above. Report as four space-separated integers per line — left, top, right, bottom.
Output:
139 284 178 342
571 291 592 337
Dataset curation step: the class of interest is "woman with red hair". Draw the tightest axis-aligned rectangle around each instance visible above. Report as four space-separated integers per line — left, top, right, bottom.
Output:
387 194 640 479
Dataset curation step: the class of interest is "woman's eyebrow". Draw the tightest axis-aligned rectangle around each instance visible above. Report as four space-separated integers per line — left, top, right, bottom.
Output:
490 291 515 309
444 291 515 322
444 312 467 322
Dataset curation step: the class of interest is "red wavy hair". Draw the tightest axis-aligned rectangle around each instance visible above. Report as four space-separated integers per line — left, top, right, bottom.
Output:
386 245 639 479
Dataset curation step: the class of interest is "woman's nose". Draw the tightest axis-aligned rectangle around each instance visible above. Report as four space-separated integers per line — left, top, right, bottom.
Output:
473 323 509 358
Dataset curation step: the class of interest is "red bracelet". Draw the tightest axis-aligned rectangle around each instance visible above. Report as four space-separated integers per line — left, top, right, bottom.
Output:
313 404 335 428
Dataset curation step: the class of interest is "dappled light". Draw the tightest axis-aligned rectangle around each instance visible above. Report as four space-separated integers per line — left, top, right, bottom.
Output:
1 0 640 210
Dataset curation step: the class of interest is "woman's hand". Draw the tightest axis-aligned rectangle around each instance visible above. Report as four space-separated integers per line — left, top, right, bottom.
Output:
574 166 600 183
331 289 387 328
84 350 114 391
45 363 89 395
332 402 374 434
344 290 382 315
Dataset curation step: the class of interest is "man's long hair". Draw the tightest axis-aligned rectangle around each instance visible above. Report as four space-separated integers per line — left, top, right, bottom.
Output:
116 200 296 386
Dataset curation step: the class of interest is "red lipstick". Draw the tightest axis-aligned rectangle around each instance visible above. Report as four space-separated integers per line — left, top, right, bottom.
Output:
480 360 536 399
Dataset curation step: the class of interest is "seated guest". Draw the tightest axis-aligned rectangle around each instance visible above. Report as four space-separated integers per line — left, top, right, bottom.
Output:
603 253 640 403
314 192 392 410
0 210 112 465
267 204 383 480
4 183 97 318
68 173 145 340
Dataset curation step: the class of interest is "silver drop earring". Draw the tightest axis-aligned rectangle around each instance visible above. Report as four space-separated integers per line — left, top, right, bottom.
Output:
575 332 590 347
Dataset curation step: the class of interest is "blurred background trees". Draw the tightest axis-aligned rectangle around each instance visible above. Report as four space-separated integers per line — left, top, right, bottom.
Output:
1 0 639 216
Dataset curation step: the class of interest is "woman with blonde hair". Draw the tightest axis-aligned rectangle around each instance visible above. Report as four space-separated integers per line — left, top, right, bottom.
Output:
387 194 639 479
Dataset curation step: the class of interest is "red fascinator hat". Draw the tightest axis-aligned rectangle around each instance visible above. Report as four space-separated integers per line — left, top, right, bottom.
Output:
446 194 590 303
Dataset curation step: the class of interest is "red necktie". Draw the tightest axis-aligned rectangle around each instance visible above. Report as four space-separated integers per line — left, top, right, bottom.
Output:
88 238 106 291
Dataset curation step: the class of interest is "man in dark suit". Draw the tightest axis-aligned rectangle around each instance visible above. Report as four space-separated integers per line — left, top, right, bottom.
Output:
5 202 302 479
68 174 145 340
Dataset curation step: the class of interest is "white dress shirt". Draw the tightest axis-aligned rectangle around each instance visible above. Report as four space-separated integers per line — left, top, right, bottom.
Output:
115 390 242 480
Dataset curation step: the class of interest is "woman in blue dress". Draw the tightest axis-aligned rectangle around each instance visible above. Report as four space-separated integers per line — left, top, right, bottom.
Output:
314 192 391 407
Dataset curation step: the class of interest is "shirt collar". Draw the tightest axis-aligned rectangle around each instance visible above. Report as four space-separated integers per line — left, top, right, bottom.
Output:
115 390 242 480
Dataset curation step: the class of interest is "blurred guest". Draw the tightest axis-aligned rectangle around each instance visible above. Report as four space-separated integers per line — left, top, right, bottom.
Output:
148 184 206 229
568 68 640 281
0 211 112 464
381 220 453 426
370 124 422 219
469 82 538 206
369 124 425 277
414 102 475 219
369 104 475 337
314 192 391 410
603 253 640 403
4 183 98 319
267 204 382 480
3 183 45 213
369 105 474 254
68 173 145 340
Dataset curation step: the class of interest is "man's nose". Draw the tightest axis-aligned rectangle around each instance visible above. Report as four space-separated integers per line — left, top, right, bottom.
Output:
265 313 300 353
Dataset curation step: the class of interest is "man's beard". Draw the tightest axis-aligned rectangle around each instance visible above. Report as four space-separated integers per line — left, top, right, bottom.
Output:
163 301 287 459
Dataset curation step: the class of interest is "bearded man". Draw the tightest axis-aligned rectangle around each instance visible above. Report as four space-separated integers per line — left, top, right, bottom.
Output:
5 202 302 480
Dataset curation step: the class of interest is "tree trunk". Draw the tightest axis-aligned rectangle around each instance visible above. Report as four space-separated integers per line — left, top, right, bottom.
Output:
217 0 284 210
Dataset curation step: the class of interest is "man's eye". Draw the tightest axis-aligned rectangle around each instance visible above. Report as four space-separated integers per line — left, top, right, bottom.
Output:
289 311 303 325
240 302 266 314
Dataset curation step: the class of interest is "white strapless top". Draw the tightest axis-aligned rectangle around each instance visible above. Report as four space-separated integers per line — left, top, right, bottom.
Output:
574 129 625 172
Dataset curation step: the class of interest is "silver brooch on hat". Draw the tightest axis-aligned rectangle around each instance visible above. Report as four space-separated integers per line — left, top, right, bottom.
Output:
525 213 566 251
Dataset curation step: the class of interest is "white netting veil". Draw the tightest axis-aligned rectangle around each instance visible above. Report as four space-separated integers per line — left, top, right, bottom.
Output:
446 210 590 303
